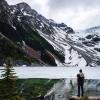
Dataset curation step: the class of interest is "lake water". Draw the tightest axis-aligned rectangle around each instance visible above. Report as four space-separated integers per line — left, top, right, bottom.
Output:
0 66 100 79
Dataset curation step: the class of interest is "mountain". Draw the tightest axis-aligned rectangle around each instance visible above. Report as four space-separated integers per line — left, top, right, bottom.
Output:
68 26 100 66
86 26 100 33
0 0 100 67
0 0 73 66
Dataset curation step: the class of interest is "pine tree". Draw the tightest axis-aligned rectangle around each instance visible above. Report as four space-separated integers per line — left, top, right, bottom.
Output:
0 57 17 99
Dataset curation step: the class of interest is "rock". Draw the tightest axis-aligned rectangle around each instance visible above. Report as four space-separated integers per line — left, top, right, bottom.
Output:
70 96 100 100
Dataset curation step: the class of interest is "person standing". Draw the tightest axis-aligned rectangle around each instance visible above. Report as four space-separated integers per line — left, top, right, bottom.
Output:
77 69 85 97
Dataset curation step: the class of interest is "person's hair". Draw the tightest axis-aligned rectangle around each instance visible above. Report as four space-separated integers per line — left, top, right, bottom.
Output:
79 69 82 73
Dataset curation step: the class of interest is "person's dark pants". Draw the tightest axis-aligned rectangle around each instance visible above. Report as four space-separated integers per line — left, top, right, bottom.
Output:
77 84 84 97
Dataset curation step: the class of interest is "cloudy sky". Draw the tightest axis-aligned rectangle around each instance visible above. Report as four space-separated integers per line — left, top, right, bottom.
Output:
7 0 100 30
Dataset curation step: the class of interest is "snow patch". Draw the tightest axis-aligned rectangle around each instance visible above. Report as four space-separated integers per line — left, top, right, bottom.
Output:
23 12 31 16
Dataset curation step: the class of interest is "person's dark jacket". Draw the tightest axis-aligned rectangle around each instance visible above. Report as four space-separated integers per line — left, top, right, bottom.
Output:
77 73 84 85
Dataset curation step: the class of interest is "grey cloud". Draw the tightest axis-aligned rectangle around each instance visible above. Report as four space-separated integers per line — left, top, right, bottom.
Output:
7 0 100 30
48 0 100 11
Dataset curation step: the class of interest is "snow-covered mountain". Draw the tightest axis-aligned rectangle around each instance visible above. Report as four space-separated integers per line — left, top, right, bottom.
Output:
0 0 100 66
68 26 100 67
0 0 68 66
9 2 92 67
86 26 100 33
